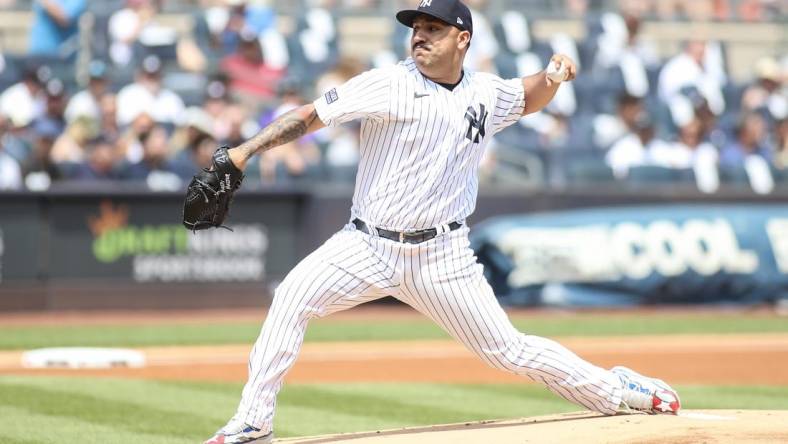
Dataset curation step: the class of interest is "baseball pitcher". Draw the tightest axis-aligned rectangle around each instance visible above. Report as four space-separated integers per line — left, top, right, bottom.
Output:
185 1 681 442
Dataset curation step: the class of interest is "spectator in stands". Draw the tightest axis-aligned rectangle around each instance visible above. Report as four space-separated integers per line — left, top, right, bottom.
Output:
658 40 726 117
566 0 589 18
720 111 775 193
592 9 657 73
463 0 499 73
256 80 320 184
220 28 285 105
650 116 720 192
202 76 231 136
28 0 87 58
197 0 275 57
50 115 95 164
36 78 68 136
117 124 176 181
117 111 155 163
741 56 786 123
171 106 214 150
774 118 788 170
115 55 185 128
98 93 120 142
64 60 110 124
170 107 217 180
0 110 30 164
65 136 119 181
653 0 729 21
605 112 668 179
172 130 217 181
593 93 644 149
22 118 63 190
721 112 772 166
108 0 160 67
0 115 23 190
736 0 774 21
0 65 46 132
220 103 258 148
683 0 728 21
621 11 659 67
681 87 727 150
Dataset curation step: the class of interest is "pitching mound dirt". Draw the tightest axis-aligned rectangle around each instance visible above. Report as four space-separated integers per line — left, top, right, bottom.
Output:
276 410 788 443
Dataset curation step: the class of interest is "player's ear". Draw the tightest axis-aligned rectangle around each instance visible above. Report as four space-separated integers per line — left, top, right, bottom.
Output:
457 31 471 50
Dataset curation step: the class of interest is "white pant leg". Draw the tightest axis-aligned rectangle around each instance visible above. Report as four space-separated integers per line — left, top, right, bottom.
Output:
399 227 622 415
238 227 399 431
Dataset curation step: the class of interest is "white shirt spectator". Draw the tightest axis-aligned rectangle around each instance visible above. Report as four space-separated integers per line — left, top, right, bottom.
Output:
649 139 718 169
658 48 725 115
464 7 498 73
649 139 719 193
115 83 185 127
0 150 22 189
605 133 671 179
64 90 100 123
0 82 45 128
108 7 140 66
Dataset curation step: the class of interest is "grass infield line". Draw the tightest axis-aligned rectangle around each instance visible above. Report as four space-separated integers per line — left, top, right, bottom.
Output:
2 312 788 350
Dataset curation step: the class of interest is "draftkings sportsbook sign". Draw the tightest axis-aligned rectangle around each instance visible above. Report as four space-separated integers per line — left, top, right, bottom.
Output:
470 205 788 306
53 200 269 283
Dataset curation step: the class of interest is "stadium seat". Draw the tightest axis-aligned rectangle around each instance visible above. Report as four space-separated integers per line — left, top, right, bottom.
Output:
718 164 750 189
592 66 626 115
488 146 545 186
162 70 207 107
324 164 358 184
388 22 412 60
25 54 77 91
627 165 695 186
0 53 20 92
493 11 552 64
772 166 788 189
564 157 616 184
134 41 178 65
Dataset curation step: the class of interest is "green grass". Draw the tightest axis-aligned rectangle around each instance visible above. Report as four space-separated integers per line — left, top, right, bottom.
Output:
0 376 786 444
1 313 786 350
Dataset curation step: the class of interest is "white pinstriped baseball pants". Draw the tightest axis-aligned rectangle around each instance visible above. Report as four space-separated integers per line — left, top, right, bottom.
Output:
237 224 623 432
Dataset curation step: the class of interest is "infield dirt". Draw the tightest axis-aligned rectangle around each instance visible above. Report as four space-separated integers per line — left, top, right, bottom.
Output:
2 334 787 385
276 410 788 443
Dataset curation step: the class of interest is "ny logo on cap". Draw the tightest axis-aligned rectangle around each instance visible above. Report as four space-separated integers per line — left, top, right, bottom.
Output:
419 0 432 7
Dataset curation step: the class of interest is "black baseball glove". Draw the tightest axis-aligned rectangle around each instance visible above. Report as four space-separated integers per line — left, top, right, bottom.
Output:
182 146 245 231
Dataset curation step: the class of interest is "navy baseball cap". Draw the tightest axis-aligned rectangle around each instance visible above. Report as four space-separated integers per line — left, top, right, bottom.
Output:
396 0 473 36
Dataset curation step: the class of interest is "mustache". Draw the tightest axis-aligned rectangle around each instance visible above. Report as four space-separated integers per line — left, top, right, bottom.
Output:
413 42 429 51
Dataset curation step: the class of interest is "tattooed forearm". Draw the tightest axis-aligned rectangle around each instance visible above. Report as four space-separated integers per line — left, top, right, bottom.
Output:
235 105 320 161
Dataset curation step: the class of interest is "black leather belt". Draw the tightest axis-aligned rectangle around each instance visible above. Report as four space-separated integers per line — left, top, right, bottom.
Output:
352 218 462 244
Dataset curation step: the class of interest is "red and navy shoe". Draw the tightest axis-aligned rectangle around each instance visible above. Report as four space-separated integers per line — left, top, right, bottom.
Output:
612 366 681 414
203 417 273 444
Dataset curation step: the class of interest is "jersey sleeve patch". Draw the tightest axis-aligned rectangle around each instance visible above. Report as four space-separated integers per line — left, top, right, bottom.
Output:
325 88 339 105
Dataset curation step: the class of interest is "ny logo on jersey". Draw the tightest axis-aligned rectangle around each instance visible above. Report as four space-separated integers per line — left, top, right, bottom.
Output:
464 104 488 143
419 0 432 7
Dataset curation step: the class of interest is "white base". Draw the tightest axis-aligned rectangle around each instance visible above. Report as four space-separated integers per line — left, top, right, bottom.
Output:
21 347 146 369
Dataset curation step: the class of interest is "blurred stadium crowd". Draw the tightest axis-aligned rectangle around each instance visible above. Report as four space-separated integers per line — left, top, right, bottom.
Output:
0 0 785 193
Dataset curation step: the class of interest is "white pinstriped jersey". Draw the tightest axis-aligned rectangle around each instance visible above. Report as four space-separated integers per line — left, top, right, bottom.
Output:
314 58 525 230
235 60 628 435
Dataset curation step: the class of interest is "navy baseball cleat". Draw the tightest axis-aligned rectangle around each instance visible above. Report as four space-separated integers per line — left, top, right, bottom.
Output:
203 417 273 444
612 366 681 415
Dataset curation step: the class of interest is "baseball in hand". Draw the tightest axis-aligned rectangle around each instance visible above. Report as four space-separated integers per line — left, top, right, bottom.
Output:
546 61 568 83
